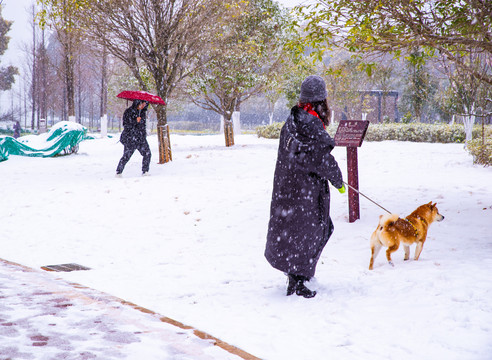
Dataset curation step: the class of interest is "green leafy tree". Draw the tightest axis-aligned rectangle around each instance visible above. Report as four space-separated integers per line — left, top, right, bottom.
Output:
187 0 290 146
399 50 438 122
282 57 315 108
323 56 369 120
297 0 492 87
0 6 18 93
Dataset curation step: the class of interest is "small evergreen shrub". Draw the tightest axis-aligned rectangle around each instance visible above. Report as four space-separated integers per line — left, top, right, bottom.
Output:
467 140 492 166
466 127 492 166
256 122 284 139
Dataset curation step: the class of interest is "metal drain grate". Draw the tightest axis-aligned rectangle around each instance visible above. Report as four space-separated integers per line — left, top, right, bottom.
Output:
41 263 91 272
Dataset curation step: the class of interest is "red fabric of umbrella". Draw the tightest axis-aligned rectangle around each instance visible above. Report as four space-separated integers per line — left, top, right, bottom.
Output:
116 90 166 105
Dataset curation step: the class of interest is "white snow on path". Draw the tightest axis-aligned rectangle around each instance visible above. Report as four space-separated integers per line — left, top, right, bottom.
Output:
0 260 243 360
1 133 491 359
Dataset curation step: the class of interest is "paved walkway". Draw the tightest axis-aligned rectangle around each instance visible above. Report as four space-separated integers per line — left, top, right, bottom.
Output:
0 260 259 360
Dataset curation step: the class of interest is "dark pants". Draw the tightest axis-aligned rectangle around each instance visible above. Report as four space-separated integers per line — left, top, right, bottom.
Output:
116 141 151 174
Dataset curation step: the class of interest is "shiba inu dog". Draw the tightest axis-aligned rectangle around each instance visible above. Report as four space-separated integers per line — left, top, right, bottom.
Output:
369 202 444 270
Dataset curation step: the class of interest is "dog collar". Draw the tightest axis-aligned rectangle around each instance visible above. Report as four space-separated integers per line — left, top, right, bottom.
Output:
405 218 419 236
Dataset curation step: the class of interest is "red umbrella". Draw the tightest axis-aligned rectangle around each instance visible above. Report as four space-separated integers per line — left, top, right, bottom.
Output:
116 90 166 105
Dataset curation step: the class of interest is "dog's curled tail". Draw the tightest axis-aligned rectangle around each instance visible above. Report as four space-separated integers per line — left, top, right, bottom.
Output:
377 213 400 231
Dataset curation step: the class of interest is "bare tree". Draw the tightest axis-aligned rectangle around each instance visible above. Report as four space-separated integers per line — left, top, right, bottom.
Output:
39 24 48 122
39 0 82 122
31 5 37 129
99 45 108 132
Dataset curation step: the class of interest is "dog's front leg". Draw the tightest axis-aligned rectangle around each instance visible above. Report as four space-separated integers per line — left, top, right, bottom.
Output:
414 242 424 260
403 245 410 261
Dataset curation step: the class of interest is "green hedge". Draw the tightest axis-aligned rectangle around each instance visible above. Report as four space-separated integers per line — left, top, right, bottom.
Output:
256 122 285 139
257 122 490 144
364 124 474 143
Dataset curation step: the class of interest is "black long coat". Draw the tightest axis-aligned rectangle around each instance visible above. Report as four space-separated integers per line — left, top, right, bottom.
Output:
265 106 343 278
119 100 148 147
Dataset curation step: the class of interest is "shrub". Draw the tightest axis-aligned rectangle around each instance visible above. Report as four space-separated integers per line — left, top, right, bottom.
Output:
364 124 470 143
169 121 219 132
467 139 492 166
401 112 413 124
256 122 491 145
256 122 284 139
466 126 492 166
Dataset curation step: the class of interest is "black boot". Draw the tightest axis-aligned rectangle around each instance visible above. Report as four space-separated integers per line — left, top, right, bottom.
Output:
286 274 298 296
295 279 317 298
286 274 317 298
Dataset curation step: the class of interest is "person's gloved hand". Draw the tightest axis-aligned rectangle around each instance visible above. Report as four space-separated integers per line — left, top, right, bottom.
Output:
338 184 346 194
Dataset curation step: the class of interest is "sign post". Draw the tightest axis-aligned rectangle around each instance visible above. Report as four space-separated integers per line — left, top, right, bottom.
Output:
334 120 370 223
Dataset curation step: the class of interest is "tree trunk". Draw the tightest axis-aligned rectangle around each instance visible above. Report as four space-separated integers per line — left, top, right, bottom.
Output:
65 44 76 122
155 105 172 163
31 6 36 131
77 57 82 123
223 111 234 147
100 46 108 137
463 113 475 146
63 29 76 122
267 97 276 125
23 81 27 127
62 85 67 121
100 46 108 118
40 26 47 122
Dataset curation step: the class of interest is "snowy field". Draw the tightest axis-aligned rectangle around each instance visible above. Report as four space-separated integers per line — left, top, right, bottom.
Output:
1 132 491 360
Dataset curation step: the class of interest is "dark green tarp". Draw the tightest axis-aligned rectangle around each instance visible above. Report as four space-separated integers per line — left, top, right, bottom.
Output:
0 121 88 162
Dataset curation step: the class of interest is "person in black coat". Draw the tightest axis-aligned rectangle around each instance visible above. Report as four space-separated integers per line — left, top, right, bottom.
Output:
265 75 345 298
116 99 151 176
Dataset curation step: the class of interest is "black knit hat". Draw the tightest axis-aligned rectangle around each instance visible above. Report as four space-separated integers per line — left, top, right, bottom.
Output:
299 75 327 103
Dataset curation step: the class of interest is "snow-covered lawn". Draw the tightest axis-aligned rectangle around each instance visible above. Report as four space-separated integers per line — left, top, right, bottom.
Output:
1 133 491 360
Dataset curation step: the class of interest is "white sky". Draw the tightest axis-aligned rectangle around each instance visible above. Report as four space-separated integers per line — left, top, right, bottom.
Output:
1 0 33 110
2 0 33 65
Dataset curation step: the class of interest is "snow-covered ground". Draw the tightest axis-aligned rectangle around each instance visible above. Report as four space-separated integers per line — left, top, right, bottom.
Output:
1 132 491 359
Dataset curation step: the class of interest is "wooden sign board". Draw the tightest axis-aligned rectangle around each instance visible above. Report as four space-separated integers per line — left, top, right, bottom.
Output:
334 120 370 223
334 120 370 147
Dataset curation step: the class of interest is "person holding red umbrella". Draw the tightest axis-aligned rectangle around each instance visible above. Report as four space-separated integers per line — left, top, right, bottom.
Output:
116 99 151 177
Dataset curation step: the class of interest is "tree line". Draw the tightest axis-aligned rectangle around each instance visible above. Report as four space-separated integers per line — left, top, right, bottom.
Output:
0 0 490 155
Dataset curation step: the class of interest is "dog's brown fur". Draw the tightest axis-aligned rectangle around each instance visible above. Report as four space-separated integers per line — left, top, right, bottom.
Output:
369 202 444 270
